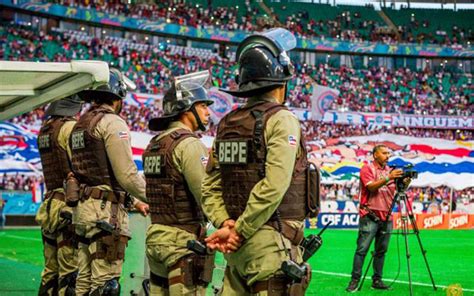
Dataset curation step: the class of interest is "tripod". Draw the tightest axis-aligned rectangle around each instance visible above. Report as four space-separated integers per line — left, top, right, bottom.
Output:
358 185 437 295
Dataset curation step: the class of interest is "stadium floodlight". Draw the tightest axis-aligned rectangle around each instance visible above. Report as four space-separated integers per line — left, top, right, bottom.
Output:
0 60 109 121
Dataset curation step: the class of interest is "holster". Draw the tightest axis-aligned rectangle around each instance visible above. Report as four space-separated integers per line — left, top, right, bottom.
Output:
195 226 214 286
287 263 312 296
169 251 215 288
251 264 312 296
195 251 215 286
169 255 195 287
93 234 129 262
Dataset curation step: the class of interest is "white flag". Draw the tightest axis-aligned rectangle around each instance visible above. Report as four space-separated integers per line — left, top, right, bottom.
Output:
311 85 340 120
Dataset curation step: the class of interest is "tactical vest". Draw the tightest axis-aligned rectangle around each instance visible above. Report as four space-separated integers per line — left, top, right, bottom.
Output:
70 105 124 192
143 129 204 227
38 117 75 192
216 101 308 221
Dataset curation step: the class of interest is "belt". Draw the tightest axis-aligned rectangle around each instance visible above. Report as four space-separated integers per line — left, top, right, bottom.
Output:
76 231 109 246
42 234 57 247
81 186 127 204
150 272 169 288
45 191 65 202
150 216 205 237
265 221 304 246
251 276 289 293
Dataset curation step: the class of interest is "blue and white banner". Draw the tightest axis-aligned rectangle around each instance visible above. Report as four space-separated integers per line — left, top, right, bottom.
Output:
320 111 474 130
208 87 235 122
2 120 473 190
0 122 41 175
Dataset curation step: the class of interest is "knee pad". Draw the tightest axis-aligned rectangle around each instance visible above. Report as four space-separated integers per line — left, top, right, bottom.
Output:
59 271 77 296
38 276 58 296
102 278 120 296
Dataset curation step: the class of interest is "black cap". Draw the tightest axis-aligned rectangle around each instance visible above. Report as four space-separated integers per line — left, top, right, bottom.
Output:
77 68 128 102
45 95 82 117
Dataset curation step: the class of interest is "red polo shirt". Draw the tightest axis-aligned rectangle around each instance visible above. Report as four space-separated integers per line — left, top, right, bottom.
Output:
359 161 396 221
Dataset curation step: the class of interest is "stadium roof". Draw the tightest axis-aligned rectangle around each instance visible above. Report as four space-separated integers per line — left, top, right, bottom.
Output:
0 60 109 121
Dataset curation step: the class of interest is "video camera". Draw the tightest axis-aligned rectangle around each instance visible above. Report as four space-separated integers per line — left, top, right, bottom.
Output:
398 164 418 179
390 164 418 191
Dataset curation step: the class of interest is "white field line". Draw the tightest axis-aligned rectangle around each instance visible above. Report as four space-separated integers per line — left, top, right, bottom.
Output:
0 233 42 242
312 270 474 292
2 233 473 292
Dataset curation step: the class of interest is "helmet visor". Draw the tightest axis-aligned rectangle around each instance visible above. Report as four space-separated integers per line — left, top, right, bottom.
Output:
260 28 297 53
174 70 211 102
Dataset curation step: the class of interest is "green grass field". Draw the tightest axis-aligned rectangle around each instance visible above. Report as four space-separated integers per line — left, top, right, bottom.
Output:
0 228 473 295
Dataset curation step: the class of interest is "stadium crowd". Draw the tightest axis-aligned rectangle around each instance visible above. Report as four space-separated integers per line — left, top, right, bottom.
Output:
1 22 472 207
53 0 263 32
2 25 472 118
301 122 473 142
49 0 473 45
0 173 44 192
321 183 473 204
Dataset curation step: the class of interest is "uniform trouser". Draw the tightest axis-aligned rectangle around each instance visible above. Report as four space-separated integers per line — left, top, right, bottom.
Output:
73 197 130 295
350 215 393 281
145 224 207 296
40 232 78 296
75 239 124 296
220 225 305 296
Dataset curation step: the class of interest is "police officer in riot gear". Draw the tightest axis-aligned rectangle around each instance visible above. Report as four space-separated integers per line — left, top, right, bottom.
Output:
143 71 215 295
69 68 148 296
203 28 317 295
222 27 295 100
148 72 212 132
37 96 81 296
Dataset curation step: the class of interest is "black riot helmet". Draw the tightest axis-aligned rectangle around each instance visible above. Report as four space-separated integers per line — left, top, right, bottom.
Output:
45 95 83 117
149 71 213 132
221 28 296 98
78 68 135 102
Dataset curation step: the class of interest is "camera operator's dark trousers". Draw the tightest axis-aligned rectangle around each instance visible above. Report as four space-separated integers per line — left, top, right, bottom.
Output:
350 215 393 281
